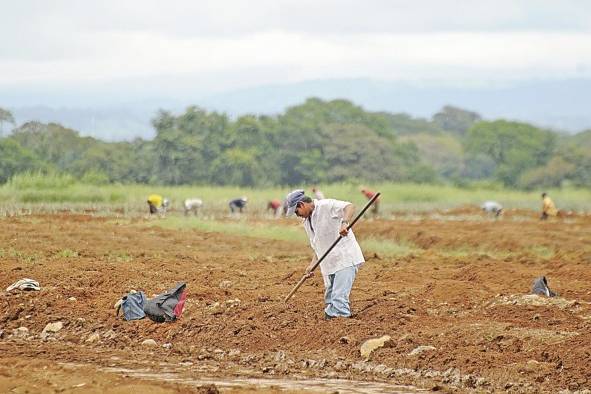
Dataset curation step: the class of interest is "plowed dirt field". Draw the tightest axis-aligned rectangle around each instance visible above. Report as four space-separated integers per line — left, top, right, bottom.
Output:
1 210 591 393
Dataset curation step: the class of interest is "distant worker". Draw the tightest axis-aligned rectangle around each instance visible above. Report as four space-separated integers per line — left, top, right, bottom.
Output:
312 186 325 200
229 196 248 213
481 201 503 217
184 198 203 216
361 188 380 216
541 192 558 220
147 194 170 216
267 199 282 216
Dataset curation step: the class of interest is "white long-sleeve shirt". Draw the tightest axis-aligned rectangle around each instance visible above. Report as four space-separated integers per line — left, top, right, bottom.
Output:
303 199 365 276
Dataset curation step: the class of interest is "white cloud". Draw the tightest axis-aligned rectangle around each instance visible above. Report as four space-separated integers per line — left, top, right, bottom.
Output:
2 30 590 86
1 1 591 94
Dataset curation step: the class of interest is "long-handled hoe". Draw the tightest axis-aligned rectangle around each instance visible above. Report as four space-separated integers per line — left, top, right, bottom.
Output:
284 192 381 302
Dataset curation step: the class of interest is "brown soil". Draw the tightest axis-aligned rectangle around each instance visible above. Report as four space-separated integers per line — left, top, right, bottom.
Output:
1 212 591 393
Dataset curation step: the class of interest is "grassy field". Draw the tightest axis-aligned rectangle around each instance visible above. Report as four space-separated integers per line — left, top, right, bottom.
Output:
1 173 590 215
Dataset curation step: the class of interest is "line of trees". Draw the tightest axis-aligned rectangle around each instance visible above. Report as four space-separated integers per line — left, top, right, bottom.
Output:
1 99 590 188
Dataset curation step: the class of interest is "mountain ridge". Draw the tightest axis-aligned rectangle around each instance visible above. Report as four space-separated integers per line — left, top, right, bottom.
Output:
7 78 591 141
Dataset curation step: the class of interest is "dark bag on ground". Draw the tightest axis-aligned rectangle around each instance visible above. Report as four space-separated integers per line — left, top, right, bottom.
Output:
143 282 187 323
117 291 147 321
531 276 557 297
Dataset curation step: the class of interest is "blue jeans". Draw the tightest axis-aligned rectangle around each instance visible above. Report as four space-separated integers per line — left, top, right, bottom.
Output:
323 264 360 318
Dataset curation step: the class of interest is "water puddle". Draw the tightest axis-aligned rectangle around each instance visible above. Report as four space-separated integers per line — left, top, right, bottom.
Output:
101 366 424 393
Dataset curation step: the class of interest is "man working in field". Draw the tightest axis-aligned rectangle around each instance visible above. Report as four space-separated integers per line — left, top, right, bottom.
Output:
184 198 203 216
311 186 325 200
541 192 558 220
147 194 169 215
481 201 503 217
361 188 380 216
267 199 282 216
285 189 364 319
229 196 248 213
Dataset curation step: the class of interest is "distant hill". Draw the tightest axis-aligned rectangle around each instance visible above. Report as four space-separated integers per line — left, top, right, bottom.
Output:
11 104 167 141
7 78 591 140
198 78 591 132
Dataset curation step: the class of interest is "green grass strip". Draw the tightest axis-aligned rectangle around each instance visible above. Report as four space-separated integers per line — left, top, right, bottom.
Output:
146 217 418 257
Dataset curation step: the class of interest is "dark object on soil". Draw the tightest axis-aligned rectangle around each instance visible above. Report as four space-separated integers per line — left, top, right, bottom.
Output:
198 384 219 394
531 276 557 297
117 291 147 321
144 282 187 323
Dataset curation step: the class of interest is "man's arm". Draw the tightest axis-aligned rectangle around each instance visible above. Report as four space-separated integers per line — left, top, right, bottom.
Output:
305 254 318 277
339 203 355 236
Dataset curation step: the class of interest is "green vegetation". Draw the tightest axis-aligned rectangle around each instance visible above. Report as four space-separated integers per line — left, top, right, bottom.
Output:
106 251 133 263
9 172 77 189
0 108 15 137
439 245 513 260
527 245 555 260
1 176 590 213
0 139 41 183
0 247 39 263
360 237 419 257
153 216 307 242
465 120 556 187
1 173 126 204
146 216 419 258
55 249 79 258
1 99 591 191
432 105 482 137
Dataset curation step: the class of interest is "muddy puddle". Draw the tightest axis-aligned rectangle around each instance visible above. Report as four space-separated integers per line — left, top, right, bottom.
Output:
101 367 423 393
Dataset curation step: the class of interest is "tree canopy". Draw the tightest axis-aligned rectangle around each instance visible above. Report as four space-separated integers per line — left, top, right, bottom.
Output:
0 107 16 137
465 120 556 186
0 98 589 189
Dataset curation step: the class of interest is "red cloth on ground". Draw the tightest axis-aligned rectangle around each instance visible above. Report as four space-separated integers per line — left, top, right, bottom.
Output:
173 291 187 318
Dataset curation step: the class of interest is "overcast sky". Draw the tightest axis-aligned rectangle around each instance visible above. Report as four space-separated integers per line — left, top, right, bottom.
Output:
1 0 591 104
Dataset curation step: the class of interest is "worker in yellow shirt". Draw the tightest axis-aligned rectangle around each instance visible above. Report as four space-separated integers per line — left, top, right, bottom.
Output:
147 194 169 215
541 192 558 220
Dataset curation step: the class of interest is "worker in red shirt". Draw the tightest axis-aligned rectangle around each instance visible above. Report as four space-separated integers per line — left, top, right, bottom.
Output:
267 199 283 216
361 188 380 216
